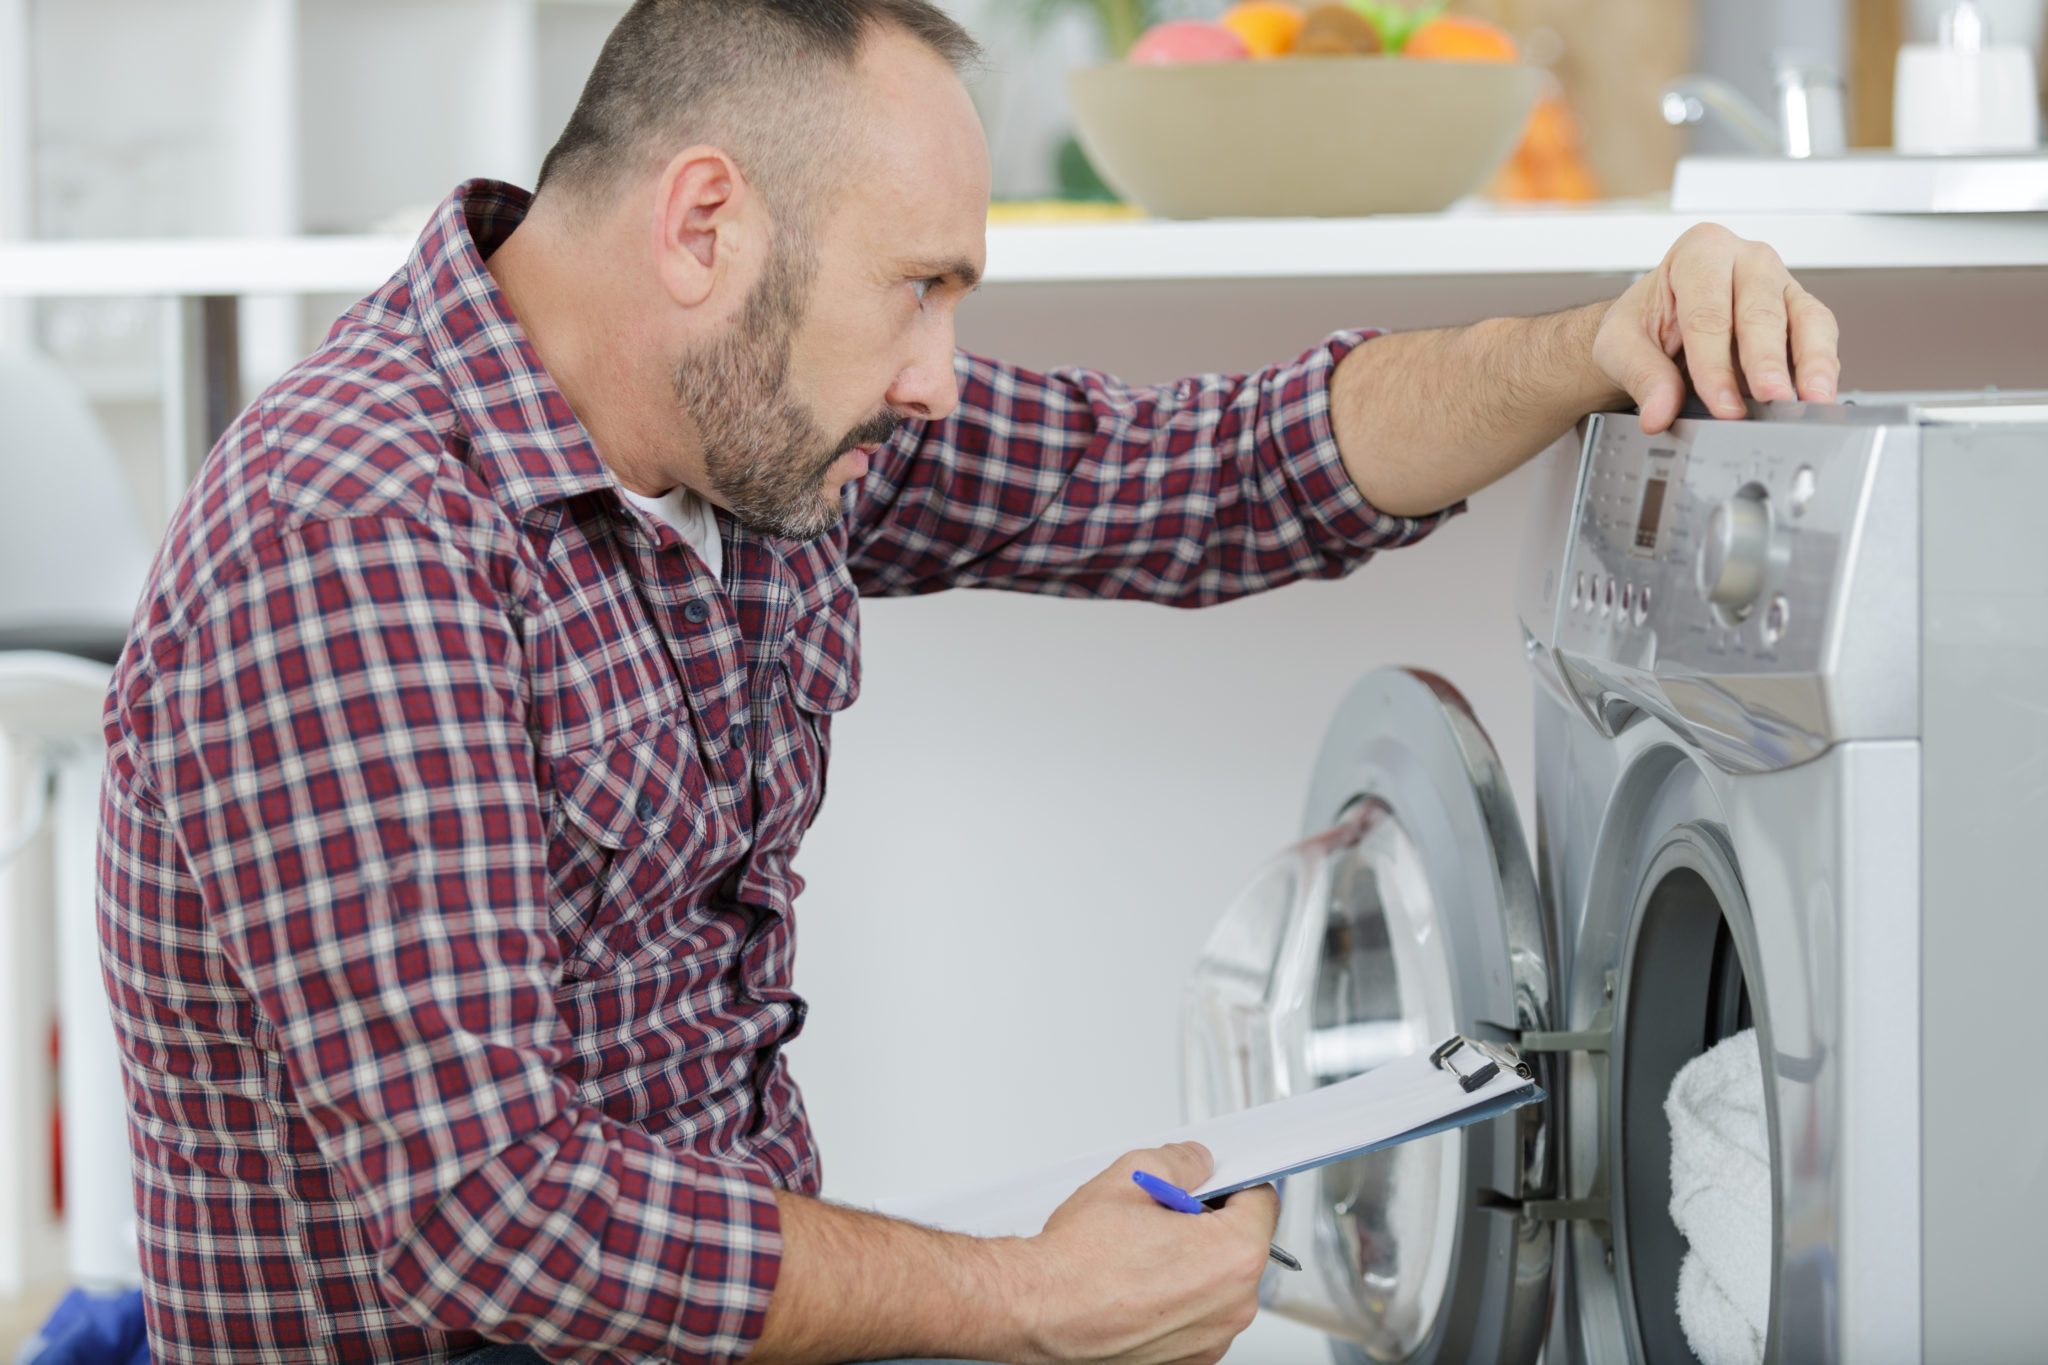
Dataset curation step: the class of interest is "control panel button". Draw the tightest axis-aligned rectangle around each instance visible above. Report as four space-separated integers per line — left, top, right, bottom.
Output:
1698 485 1773 620
1789 465 1818 518
1636 585 1652 625
1762 594 1791 646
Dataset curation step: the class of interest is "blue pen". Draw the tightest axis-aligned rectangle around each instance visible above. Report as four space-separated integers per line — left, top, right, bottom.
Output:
1132 1170 1301 1271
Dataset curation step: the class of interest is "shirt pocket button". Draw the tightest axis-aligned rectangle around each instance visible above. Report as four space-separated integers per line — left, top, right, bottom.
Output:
682 599 710 625
634 793 655 822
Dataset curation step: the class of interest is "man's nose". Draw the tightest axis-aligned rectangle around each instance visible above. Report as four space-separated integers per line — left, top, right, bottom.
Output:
886 318 962 424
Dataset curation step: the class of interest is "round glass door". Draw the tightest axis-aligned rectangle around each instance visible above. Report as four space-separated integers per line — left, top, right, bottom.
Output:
1183 668 1553 1365
1314 801 1462 1358
1185 801 1463 1354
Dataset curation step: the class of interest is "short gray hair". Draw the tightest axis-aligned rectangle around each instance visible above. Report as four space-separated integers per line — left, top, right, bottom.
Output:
536 0 981 229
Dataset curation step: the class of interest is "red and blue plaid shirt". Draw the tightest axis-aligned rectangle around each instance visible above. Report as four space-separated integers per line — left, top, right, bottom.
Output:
97 181 1450 1363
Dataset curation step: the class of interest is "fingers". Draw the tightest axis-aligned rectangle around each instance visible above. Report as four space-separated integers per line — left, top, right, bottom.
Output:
1616 332 1687 435
1665 227 1744 420
1589 275 1687 435
1122 1140 1213 1194
1731 247 1796 403
1033 1146 1267 1365
1217 1182 1281 1239
1659 225 1842 421
1787 282 1842 401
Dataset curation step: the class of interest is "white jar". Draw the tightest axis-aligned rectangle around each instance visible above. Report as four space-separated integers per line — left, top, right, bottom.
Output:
1894 1 2042 153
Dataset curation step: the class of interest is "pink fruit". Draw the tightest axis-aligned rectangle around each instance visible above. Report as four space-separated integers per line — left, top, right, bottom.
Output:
1128 19 1252 64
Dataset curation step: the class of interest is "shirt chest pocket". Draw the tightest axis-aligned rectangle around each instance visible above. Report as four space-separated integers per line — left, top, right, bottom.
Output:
783 604 860 715
759 592 861 829
546 722 713 977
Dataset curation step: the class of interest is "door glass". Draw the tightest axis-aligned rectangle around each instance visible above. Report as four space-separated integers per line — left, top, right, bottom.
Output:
1312 801 1460 1360
1183 799 1461 1355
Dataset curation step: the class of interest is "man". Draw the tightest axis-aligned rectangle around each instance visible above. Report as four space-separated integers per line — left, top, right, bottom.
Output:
97 1 1839 1362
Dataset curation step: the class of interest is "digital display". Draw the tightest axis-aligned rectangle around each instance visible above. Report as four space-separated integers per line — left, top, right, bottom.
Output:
1635 476 1669 552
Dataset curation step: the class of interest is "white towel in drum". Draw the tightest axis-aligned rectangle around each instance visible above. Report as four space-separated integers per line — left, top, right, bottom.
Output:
1666 1028 1771 1365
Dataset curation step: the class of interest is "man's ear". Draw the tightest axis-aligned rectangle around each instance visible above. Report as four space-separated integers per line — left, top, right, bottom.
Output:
651 145 757 311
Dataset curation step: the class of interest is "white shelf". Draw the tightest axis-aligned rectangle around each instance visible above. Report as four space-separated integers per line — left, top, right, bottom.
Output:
3 208 2046 300
0 234 413 298
986 209 2048 281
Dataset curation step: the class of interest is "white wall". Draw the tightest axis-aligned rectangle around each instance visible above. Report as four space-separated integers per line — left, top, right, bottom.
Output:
790 469 1541 1202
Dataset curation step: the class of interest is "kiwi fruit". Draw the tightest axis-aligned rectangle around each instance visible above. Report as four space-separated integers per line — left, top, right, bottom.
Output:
1294 5 1383 55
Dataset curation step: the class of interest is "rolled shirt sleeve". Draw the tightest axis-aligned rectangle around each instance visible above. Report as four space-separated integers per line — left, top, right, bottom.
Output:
118 512 780 1362
846 330 1459 603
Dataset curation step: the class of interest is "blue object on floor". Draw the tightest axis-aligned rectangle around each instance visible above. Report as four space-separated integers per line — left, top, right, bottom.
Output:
17 1288 150 1365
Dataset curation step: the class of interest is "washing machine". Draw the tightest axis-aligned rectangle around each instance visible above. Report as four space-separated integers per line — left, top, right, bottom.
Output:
1184 397 2048 1364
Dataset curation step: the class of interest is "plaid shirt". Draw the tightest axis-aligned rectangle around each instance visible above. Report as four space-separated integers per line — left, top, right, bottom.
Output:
96 181 1450 1364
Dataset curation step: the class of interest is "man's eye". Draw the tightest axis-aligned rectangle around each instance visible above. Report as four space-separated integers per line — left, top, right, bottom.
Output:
911 278 938 303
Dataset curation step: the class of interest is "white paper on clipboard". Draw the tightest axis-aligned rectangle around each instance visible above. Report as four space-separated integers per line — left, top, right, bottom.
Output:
879 1037 1543 1240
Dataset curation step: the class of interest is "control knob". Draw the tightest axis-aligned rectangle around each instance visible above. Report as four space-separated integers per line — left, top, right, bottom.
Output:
1698 487 1772 618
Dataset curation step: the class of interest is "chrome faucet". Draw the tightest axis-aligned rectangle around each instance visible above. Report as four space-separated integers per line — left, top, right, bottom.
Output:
1661 57 1848 158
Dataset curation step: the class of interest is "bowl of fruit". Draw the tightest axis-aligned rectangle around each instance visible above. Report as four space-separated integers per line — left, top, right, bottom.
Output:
1067 3 1545 218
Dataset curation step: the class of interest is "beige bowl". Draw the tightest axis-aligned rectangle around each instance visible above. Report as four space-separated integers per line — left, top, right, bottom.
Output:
1067 56 1544 219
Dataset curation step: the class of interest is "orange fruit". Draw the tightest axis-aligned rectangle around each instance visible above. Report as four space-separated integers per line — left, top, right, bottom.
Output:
1490 97 1601 202
1402 15 1518 61
1519 96 1583 157
1219 2 1307 58
1541 157 1601 201
1490 158 1544 203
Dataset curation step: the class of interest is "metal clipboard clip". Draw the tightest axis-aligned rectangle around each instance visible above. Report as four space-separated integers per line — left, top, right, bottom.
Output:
1429 1035 1536 1093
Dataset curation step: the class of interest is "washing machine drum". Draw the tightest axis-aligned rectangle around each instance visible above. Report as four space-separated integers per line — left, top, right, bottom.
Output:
1184 668 1556 1365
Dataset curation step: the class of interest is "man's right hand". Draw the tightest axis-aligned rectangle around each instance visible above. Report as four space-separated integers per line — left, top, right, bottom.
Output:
1014 1142 1279 1365
750 1141 1277 1365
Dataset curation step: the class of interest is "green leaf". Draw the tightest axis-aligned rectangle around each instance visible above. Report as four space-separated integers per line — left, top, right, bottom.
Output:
1011 0 1161 59
1343 0 1449 53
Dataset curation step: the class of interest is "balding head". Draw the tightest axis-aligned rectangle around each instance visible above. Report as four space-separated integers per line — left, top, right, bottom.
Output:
536 0 980 236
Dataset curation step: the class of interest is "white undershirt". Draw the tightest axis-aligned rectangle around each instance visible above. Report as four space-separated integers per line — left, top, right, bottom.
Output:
618 482 723 582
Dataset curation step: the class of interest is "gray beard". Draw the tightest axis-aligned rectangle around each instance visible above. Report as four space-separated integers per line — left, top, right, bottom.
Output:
672 238 896 543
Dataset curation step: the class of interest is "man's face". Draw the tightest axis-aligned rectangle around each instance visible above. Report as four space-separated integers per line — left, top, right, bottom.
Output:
673 30 990 543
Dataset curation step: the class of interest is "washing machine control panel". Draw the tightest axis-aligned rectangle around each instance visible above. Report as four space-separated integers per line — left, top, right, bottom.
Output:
1557 408 1888 676
1545 404 1912 767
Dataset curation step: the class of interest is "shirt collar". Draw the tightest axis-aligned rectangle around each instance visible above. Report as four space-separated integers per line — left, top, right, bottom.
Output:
406 179 618 521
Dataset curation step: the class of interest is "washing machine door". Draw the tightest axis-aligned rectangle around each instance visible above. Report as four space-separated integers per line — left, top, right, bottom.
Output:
1184 668 1553 1365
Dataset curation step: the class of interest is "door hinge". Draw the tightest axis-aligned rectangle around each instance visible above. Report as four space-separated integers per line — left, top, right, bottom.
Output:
1517 971 1617 1055
1520 1196 1613 1223
1477 1188 1612 1223
1490 971 1621 1247
1518 1027 1611 1054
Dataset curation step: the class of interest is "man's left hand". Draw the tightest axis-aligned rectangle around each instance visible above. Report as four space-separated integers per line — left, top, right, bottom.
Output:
1592 223 1842 435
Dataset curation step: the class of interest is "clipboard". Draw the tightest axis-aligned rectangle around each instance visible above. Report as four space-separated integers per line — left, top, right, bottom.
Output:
880 1036 1543 1239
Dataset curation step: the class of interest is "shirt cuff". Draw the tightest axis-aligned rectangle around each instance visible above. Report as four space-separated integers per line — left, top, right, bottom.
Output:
1276 329 1467 552
655 1151 784 1364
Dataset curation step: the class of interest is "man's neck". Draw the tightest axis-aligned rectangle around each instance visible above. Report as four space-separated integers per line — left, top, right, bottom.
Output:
484 202 697 499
